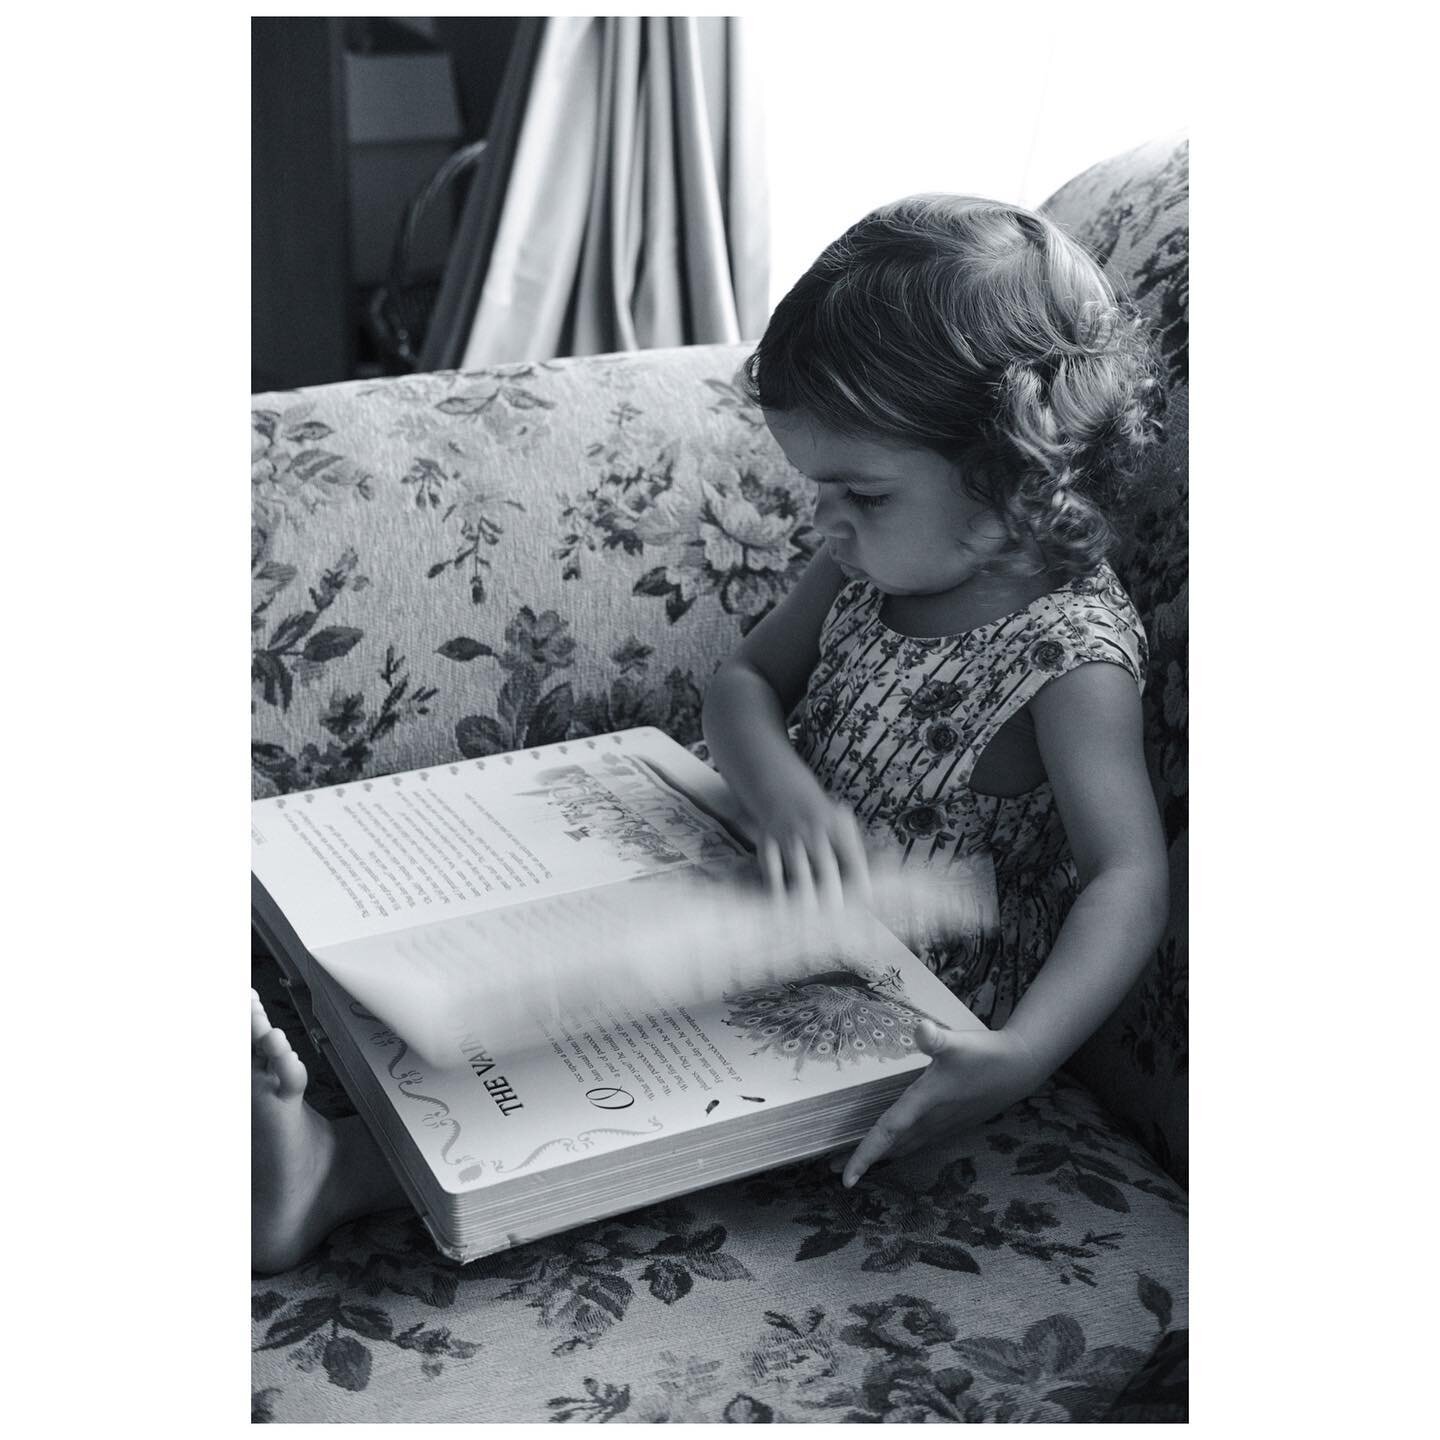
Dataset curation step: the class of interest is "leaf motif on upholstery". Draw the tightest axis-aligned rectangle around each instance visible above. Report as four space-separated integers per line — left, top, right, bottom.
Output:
267 610 317 653
1014 1142 1069 1176
795 1229 855 1262
541 1271 633 1354
953 1334 1033 1383
910 1242 981 1274
251 1387 280 1424
436 636 495 661
723 1393 776 1422
1023 1313 1086 1374
335 1302 392 1341
252 561 297 612
258 1295 339 1351
322 1334 372 1392
546 1377 632 1423
526 682 575 747
502 384 556 411
455 714 508 759
1136 1273 1173 1331
302 626 363 663
252 652 293 712
251 1289 288 1322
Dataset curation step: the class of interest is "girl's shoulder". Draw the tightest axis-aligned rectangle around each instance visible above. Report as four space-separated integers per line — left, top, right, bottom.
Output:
1028 564 1148 690
817 576 878 650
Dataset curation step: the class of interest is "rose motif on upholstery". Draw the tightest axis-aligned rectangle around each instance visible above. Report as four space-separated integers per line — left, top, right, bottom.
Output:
1029 640 1068 673
629 484 703 546
699 481 795 575
568 441 815 626
810 693 837 731
909 681 960 718
901 805 944 837
925 720 960 754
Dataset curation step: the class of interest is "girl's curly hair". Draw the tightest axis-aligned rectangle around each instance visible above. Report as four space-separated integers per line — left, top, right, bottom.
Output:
741 195 1165 578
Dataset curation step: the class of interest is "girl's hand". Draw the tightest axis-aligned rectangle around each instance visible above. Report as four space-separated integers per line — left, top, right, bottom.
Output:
830 1020 1045 1186
737 781 873 907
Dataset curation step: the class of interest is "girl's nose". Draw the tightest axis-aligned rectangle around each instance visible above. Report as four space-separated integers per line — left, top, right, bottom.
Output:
813 488 850 540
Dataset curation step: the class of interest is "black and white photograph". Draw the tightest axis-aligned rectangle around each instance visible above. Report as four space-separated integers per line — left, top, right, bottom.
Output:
248 11 1189 1423
11 6 1434 1433
250 11 1192 1422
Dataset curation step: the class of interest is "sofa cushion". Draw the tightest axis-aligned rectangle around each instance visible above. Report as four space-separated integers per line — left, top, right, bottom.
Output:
251 957 1185 1423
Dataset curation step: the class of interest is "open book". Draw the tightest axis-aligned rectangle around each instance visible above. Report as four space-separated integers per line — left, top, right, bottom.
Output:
251 727 987 1263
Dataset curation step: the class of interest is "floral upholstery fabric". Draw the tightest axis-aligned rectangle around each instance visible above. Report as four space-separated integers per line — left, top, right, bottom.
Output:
252 134 1188 1422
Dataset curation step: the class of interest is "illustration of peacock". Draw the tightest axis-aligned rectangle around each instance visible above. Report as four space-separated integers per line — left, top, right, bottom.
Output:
722 968 935 1075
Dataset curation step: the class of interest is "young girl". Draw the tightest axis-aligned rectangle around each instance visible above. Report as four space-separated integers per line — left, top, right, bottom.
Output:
700 192 1169 1189
252 193 1168 1272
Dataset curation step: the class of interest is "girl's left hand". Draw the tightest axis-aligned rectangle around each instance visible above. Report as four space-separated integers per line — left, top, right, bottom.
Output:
831 1020 1046 1187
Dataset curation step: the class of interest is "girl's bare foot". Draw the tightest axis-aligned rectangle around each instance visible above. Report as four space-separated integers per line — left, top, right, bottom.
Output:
251 990 404 1274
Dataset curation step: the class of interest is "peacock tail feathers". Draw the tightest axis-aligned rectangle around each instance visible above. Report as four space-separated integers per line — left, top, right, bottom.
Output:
722 968 933 1075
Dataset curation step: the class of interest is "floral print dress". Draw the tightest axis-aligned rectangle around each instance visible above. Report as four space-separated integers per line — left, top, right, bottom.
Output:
794 562 1147 1028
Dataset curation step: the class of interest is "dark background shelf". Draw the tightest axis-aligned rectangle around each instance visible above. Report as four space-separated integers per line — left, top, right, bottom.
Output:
252 16 520 394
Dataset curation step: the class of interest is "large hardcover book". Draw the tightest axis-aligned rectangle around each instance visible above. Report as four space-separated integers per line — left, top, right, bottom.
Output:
251 727 985 1262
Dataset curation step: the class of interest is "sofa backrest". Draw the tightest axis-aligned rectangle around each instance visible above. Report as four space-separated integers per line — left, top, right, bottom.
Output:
252 345 805 798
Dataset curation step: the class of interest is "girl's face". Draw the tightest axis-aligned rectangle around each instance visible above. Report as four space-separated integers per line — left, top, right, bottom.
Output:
763 411 1014 597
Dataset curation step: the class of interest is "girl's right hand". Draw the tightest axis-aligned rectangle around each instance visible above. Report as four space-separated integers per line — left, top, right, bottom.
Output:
737 783 873 908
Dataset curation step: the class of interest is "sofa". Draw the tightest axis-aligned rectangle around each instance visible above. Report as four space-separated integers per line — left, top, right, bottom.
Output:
251 133 1189 1423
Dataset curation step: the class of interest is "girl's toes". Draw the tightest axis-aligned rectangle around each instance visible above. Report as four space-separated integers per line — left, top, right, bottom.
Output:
251 994 271 1043
273 1047 308 1099
258 1025 290 1058
258 1025 307 1097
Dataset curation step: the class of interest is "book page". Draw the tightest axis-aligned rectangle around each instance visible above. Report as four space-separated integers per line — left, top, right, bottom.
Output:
250 730 750 951
314 910 983 1198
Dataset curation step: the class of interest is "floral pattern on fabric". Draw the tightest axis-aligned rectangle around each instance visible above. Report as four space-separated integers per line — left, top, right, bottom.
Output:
794 562 1145 1028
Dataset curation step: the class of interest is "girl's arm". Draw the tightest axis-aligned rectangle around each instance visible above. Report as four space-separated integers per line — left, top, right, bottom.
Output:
1002 659 1170 1073
702 551 869 890
835 659 1169 1185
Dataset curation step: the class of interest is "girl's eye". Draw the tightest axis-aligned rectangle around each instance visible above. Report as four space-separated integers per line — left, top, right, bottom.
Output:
846 490 888 511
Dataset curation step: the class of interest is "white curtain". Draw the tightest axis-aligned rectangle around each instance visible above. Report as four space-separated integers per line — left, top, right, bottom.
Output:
458 16 768 367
